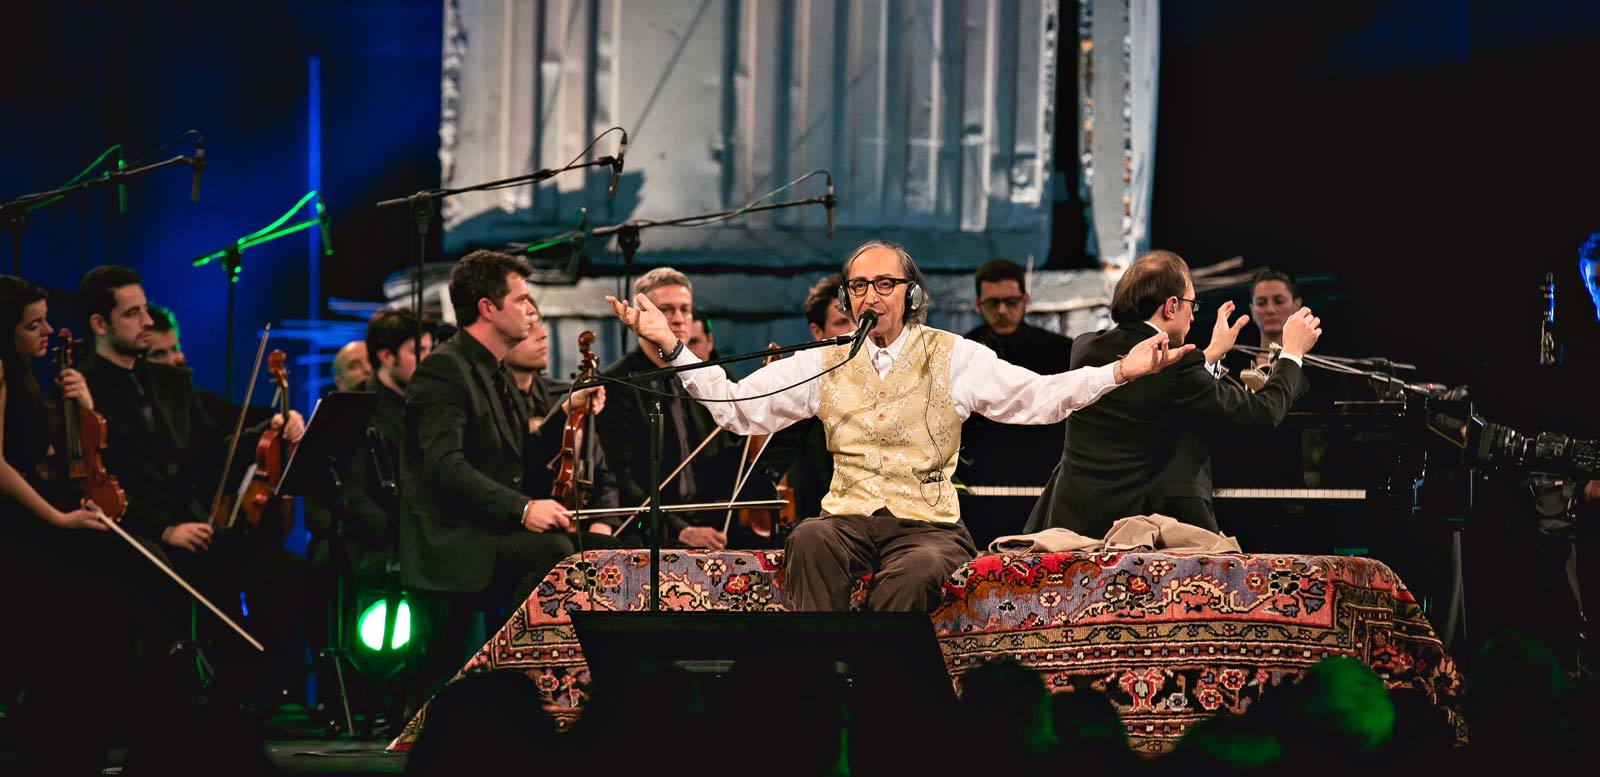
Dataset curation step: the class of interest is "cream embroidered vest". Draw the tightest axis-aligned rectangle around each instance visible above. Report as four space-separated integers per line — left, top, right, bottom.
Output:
817 325 962 523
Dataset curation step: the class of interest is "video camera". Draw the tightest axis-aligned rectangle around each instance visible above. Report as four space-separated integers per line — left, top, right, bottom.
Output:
1433 413 1600 481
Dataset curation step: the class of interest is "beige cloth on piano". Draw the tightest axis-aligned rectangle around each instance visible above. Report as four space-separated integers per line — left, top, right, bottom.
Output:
987 514 1242 555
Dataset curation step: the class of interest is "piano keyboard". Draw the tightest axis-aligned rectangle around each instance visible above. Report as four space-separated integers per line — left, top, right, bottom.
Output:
963 485 1044 497
964 486 1370 500
1213 488 1367 500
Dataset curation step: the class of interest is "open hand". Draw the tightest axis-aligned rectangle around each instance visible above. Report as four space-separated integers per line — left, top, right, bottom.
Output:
1203 301 1250 365
605 294 677 355
1117 332 1196 382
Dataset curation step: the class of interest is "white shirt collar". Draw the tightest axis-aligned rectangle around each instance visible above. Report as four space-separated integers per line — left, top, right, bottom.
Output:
865 323 914 359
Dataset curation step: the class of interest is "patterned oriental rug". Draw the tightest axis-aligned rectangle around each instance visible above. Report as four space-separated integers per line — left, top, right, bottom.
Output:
389 549 1463 754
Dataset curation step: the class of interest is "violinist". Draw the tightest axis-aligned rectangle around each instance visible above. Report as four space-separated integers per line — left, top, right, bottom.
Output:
400 251 581 695
0 275 141 772
501 299 620 525
75 265 309 702
598 267 744 550
307 307 431 586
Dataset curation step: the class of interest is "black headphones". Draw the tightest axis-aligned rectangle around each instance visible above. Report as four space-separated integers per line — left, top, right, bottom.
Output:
837 278 925 316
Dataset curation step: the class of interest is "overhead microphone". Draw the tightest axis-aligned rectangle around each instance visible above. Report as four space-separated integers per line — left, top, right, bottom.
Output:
190 135 206 202
115 146 127 214
607 131 627 201
847 309 878 360
824 172 835 239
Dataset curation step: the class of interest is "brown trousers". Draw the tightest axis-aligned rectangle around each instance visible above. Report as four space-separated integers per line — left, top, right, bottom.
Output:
783 512 976 612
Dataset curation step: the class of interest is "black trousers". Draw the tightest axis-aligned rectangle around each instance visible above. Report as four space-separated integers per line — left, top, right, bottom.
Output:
782 513 976 612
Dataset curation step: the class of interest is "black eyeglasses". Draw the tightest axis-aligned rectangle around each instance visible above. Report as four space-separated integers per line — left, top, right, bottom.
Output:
845 277 912 297
1175 297 1202 315
978 295 1025 312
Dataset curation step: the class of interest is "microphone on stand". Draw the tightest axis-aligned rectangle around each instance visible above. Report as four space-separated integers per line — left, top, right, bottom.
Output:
607 131 627 201
189 135 206 202
847 309 878 360
115 147 127 214
317 201 334 256
824 173 835 239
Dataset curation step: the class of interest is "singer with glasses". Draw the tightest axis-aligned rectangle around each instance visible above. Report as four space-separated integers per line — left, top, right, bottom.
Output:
606 240 1190 612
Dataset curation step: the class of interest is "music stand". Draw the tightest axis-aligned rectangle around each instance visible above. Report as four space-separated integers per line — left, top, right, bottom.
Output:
278 391 378 736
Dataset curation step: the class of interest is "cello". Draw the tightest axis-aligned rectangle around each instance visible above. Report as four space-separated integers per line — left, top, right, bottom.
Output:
53 329 126 518
236 349 296 537
550 330 600 533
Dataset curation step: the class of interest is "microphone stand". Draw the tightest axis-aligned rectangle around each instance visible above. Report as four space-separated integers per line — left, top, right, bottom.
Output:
598 334 852 611
374 136 624 355
1231 344 1442 399
190 191 331 398
591 191 836 301
2 153 198 275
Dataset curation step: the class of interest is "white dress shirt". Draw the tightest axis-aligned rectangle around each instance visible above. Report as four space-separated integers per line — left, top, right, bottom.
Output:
668 324 1121 437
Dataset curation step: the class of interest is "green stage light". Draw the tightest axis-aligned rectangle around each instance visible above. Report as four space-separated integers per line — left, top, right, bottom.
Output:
357 600 411 651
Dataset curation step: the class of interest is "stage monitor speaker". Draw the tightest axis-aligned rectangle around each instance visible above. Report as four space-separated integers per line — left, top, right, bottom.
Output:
571 611 954 706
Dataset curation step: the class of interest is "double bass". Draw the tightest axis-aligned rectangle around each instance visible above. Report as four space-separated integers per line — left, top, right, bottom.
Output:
53 329 126 518
550 331 599 514
236 349 296 536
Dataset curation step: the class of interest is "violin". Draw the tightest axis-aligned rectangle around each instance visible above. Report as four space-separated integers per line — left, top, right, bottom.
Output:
53 329 126 519
237 349 296 536
550 331 598 512
731 344 797 538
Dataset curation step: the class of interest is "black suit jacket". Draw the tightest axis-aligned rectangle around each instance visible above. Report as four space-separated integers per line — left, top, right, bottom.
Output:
400 332 531 593
597 347 743 537
80 352 251 542
1024 322 1308 537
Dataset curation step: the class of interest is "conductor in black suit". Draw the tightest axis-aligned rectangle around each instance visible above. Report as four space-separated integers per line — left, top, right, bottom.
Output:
1025 249 1322 537
399 250 577 614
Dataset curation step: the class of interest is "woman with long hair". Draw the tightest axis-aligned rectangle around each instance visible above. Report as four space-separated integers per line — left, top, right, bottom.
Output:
0 274 106 531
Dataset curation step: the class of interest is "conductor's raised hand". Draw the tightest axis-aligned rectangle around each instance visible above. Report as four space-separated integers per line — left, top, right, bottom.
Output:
605 293 677 354
1203 300 1250 365
1280 308 1323 358
1117 332 1196 383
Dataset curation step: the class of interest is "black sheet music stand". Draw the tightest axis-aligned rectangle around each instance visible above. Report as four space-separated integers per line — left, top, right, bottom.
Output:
278 390 378 736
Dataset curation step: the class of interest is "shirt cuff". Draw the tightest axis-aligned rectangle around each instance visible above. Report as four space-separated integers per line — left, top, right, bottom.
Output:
1279 353 1303 368
1096 361 1122 389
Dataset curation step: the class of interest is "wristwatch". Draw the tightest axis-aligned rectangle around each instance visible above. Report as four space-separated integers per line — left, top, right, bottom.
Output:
658 339 686 362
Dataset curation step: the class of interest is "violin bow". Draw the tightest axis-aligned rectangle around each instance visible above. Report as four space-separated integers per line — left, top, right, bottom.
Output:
610 426 723 535
720 434 779 536
207 324 273 522
93 510 264 651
